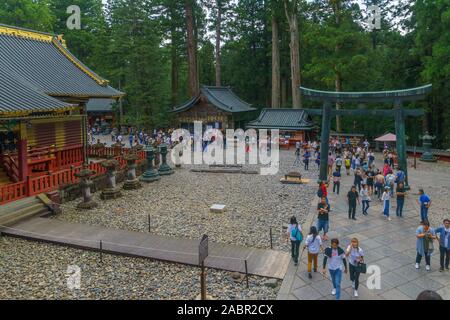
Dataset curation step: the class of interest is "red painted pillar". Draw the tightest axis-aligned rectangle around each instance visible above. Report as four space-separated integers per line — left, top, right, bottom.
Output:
18 122 28 182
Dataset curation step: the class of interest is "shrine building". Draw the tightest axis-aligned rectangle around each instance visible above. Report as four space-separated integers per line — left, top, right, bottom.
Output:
0 24 123 198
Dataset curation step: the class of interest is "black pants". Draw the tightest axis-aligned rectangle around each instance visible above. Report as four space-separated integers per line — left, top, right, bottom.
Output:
348 202 356 219
304 160 309 170
355 181 362 192
349 264 361 290
291 240 301 264
333 181 340 194
416 251 431 265
439 246 450 269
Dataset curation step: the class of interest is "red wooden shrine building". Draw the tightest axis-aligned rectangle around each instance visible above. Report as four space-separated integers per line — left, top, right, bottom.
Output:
0 24 124 204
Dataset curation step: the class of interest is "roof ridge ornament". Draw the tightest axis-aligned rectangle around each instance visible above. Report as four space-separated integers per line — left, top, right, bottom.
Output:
0 25 54 43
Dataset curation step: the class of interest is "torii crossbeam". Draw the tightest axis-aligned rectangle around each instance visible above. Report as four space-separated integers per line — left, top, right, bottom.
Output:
300 84 433 189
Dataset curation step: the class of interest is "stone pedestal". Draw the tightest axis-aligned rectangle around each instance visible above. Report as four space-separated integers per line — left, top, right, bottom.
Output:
158 143 174 175
123 153 142 190
75 165 98 209
419 132 437 162
100 158 122 199
140 146 160 183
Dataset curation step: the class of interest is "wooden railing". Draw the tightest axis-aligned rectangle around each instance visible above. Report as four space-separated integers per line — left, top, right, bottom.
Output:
0 148 146 205
2 153 20 182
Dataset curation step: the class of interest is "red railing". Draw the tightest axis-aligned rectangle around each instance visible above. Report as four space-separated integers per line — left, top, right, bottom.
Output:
0 148 146 205
0 181 27 204
2 153 20 182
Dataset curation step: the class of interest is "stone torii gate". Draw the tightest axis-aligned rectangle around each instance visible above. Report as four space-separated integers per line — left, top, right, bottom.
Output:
300 84 433 189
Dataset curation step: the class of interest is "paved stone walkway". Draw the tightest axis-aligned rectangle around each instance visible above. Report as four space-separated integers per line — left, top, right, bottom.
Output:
278 158 450 300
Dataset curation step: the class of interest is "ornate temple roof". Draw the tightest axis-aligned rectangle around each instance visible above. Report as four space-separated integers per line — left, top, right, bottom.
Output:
0 24 124 117
86 99 116 113
247 109 315 131
172 86 256 114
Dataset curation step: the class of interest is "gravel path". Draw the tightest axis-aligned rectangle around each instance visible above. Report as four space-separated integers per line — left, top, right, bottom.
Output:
1 149 316 300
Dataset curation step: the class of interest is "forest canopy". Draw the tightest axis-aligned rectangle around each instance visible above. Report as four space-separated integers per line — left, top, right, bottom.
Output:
0 0 448 148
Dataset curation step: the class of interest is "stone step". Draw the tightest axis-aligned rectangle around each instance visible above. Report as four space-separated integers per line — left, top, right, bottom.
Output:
0 203 46 221
0 206 50 227
0 197 40 215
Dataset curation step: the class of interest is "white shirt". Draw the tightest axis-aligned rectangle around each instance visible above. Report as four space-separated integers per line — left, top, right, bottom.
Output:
305 234 322 254
346 245 364 266
382 192 390 201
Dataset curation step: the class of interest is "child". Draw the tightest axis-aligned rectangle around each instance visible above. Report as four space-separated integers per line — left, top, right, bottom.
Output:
382 186 391 221
345 157 351 175
304 226 323 279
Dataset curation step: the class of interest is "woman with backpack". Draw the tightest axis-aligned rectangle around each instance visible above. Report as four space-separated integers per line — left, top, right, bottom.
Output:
345 238 365 297
287 216 303 266
345 156 351 175
304 226 323 279
323 238 348 300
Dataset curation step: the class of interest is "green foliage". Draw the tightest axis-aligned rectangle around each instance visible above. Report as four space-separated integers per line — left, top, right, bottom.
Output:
0 0 55 31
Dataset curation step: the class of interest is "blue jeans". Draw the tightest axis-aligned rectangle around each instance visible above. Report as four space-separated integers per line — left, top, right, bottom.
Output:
362 200 370 215
396 198 404 217
383 200 390 217
420 206 429 222
317 219 329 234
329 269 343 300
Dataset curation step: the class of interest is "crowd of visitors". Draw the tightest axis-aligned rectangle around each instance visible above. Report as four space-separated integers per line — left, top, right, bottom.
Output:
288 138 449 300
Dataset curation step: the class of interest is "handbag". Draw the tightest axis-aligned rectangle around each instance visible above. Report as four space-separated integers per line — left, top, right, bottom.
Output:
356 262 367 274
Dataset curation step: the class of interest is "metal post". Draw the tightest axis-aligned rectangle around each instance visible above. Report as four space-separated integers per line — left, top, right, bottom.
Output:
269 227 273 250
414 145 417 169
319 101 332 182
244 259 249 289
148 214 151 233
394 100 409 189
200 261 206 300
100 240 103 263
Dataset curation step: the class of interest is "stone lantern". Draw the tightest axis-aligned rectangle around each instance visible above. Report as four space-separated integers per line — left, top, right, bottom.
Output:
158 143 174 175
140 145 160 183
153 142 161 167
419 131 437 162
123 152 142 190
75 164 98 209
112 141 124 156
92 141 105 158
100 157 122 199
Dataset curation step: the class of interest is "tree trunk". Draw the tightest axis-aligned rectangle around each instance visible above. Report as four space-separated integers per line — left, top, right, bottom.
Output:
215 0 222 87
284 0 302 109
185 0 199 97
171 25 179 106
271 15 281 108
333 0 342 132
281 77 287 107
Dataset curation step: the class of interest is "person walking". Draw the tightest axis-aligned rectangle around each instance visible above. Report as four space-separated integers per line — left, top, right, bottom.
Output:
315 152 321 170
347 185 360 220
385 171 396 197
345 238 365 297
434 219 450 272
366 166 375 196
323 238 348 300
287 216 303 266
354 168 363 192
382 186 392 221
317 197 330 241
303 149 310 171
360 184 371 215
327 152 334 177
418 189 431 223
332 169 341 195
396 182 406 217
335 154 343 174
345 156 351 176
415 220 436 271
368 150 375 167
375 171 385 201
304 226 323 279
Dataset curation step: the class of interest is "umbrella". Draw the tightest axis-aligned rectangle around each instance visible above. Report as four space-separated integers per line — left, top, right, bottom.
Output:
374 133 396 142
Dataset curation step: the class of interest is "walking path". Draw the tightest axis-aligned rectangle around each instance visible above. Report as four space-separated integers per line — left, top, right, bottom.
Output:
278 157 450 300
0 217 290 279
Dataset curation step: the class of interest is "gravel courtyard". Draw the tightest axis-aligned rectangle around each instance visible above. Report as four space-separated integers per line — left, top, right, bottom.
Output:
0 150 317 300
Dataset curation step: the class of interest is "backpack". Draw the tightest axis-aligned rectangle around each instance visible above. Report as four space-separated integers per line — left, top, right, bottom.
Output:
291 226 303 242
317 188 323 198
336 158 342 166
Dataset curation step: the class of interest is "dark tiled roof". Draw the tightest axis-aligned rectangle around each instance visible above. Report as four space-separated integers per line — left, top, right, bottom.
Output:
172 86 256 113
247 109 314 131
87 99 116 112
0 24 123 99
0 65 76 116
